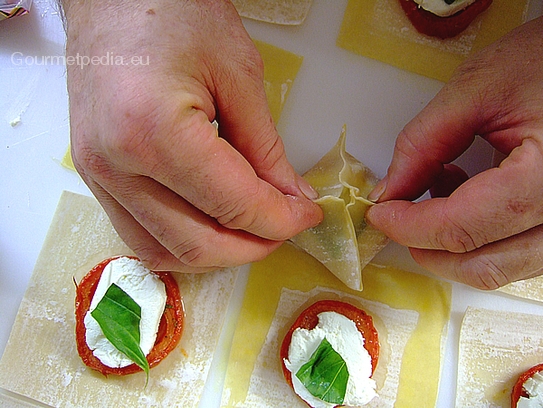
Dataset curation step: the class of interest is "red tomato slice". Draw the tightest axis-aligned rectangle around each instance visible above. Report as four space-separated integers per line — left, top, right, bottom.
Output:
399 0 493 39
511 363 543 407
74 256 184 376
280 300 380 393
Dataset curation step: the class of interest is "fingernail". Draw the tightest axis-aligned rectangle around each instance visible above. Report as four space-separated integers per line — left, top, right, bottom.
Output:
368 176 388 203
297 175 319 200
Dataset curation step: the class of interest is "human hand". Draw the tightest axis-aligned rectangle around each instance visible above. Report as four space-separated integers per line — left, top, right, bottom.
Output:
366 16 543 290
62 0 323 272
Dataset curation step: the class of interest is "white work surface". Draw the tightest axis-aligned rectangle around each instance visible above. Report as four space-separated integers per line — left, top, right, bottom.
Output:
1 1 543 407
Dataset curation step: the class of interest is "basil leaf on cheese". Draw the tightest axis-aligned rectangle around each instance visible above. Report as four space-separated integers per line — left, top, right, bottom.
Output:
91 283 150 381
296 337 349 404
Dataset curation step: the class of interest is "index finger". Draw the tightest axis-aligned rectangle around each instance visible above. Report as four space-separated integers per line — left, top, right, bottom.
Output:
129 110 323 241
374 93 479 202
366 138 543 252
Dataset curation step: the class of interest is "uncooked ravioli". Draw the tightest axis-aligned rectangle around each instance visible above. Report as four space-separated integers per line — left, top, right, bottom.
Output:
290 126 388 291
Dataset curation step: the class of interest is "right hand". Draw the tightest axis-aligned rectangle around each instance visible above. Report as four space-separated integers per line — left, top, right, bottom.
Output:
62 0 323 273
366 16 543 289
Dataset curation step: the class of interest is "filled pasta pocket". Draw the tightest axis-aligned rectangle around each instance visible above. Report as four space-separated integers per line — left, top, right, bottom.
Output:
290 126 388 291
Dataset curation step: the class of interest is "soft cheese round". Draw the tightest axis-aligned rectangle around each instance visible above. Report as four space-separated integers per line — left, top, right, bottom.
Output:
84 257 167 368
413 0 476 17
518 371 543 408
284 311 377 408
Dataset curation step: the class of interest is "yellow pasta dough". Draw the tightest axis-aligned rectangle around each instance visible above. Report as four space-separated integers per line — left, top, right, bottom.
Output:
337 0 529 82
221 242 452 407
290 126 389 291
0 191 238 407
254 39 304 124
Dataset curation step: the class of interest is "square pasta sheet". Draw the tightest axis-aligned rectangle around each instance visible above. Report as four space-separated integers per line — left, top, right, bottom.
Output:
221 242 452 407
337 0 530 82
254 40 304 124
232 0 313 25
0 191 238 407
457 307 543 408
499 276 543 304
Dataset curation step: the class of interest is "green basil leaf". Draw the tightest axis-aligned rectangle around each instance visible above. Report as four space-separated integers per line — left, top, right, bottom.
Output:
296 337 349 404
91 283 150 381
444 0 457 4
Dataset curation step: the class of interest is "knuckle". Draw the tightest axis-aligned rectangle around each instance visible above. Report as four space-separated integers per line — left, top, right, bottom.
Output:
107 112 157 162
152 223 214 268
130 244 170 271
104 91 172 169
397 119 443 160
70 141 95 172
394 128 421 162
463 255 510 290
237 44 265 80
176 246 208 268
138 252 167 271
73 94 164 176
438 225 477 253
436 211 480 253
170 235 214 268
133 232 216 270
212 185 262 231
253 135 285 174
71 136 112 179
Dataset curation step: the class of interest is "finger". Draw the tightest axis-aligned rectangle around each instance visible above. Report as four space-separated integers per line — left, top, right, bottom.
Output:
372 21 543 205
409 224 543 290
117 109 322 241
373 91 479 202
76 155 283 272
85 180 212 272
97 172 284 270
429 164 469 198
78 169 220 272
370 29 539 204
206 31 316 200
367 138 543 253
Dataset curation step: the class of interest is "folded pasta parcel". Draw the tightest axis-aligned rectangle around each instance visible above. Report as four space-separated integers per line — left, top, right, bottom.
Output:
290 126 389 291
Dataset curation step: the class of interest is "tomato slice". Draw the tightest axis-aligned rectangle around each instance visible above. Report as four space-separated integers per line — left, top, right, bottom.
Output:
511 363 543 407
74 256 184 376
280 300 379 392
399 0 493 39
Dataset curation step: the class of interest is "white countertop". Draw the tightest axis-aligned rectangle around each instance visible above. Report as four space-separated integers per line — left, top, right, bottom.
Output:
1 1 543 407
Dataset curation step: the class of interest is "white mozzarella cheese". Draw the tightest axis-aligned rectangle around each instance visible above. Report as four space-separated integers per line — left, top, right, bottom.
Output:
284 311 377 408
84 257 167 368
518 371 543 408
413 0 476 17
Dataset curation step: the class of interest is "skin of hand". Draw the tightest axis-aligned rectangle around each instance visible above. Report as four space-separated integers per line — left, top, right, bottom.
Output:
62 0 323 273
366 16 543 290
